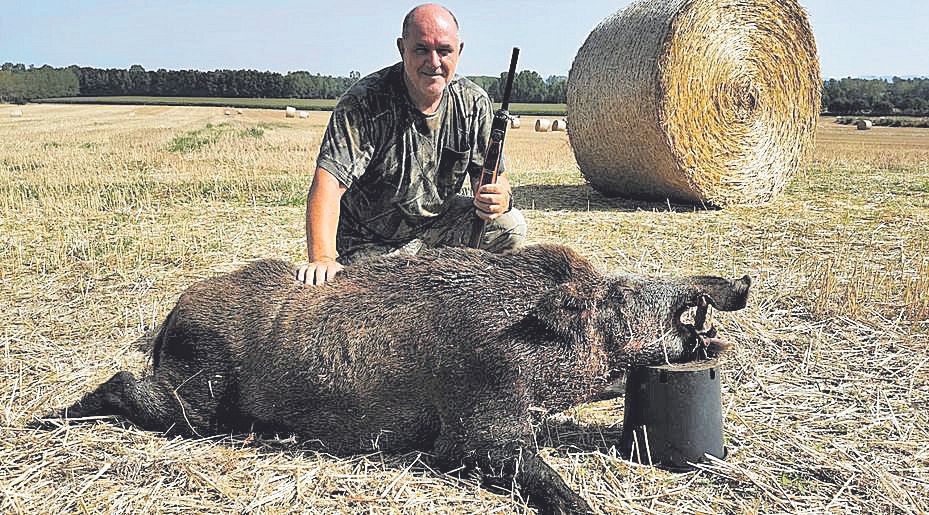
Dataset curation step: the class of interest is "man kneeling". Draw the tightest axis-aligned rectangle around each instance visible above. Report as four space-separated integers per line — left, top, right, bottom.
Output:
299 3 526 285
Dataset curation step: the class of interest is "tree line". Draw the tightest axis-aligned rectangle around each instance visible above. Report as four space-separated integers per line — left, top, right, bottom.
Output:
823 77 929 116
4 63 929 115
1 63 569 104
469 71 567 103
0 64 79 103
1 63 361 102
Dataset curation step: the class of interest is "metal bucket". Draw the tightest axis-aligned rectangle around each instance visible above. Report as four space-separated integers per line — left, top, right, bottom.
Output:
619 358 725 471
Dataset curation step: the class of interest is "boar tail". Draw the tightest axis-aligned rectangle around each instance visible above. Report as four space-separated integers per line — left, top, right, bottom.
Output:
151 304 180 369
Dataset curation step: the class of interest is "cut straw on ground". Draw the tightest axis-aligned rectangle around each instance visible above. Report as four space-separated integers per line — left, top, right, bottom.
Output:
1 103 927 513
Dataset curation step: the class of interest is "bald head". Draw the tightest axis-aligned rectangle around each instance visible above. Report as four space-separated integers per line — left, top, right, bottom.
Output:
402 3 459 38
397 3 464 113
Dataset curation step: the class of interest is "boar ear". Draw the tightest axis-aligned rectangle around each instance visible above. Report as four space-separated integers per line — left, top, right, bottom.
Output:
525 283 597 346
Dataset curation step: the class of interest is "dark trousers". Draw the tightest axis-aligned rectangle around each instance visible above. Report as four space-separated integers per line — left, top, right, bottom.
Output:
336 195 527 265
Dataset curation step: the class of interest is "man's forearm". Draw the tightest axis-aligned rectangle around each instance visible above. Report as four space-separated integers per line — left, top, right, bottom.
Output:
306 199 338 262
306 168 346 262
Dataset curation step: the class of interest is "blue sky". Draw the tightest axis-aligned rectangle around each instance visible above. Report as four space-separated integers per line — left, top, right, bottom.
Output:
2 0 927 79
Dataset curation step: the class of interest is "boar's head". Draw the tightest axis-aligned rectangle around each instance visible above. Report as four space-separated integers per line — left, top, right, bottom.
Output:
528 270 751 368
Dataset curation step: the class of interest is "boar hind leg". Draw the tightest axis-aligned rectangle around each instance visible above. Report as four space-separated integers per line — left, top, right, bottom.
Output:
55 371 199 434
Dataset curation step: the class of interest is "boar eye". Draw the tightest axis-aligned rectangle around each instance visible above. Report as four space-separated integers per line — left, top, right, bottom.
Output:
608 285 634 303
562 296 586 311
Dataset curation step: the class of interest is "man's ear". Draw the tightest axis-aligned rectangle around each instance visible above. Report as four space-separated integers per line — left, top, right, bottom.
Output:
397 38 405 57
526 283 596 347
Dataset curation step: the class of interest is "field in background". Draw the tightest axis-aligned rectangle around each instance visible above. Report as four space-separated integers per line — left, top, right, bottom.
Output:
38 96 340 111
1 104 927 513
36 96 569 116
835 115 929 129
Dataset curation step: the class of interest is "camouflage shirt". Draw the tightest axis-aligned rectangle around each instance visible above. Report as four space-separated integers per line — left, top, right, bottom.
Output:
316 62 499 245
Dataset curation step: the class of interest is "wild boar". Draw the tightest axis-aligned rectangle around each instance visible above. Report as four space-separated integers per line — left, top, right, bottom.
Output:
42 243 750 514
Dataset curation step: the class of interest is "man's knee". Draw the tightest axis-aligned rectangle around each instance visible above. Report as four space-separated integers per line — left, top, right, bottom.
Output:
485 208 527 252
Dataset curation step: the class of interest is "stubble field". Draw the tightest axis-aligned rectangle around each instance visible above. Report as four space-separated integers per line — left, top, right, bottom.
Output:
1 104 927 513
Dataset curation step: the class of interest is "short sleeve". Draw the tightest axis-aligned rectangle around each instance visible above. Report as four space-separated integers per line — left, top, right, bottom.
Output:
315 98 375 188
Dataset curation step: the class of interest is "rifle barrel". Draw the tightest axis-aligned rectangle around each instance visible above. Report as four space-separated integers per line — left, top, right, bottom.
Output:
500 48 520 111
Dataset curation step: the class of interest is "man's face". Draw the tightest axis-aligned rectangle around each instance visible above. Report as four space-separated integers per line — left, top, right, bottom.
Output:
397 11 462 106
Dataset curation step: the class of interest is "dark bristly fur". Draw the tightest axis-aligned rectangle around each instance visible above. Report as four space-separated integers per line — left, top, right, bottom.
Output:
41 243 750 514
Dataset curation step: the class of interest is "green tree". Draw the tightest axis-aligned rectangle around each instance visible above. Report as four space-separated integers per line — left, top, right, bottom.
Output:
510 70 545 102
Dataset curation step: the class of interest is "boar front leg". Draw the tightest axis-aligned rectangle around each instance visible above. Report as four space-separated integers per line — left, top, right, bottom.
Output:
512 448 593 515
432 403 593 515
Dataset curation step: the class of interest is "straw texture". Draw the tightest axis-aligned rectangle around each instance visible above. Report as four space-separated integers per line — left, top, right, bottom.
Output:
2 105 929 513
567 0 821 206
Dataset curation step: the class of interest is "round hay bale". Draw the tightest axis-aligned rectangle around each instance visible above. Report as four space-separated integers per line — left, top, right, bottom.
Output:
224 109 232 116
552 118 568 131
535 118 552 132
298 110 309 119
285 106 297 118
10 109 23 118
856 119 873 130
567 0 821 206
510 116 521 129
235 108 243 115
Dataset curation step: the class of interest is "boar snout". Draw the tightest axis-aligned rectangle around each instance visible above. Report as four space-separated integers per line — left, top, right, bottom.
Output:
676 275 751 361
686 275 751 312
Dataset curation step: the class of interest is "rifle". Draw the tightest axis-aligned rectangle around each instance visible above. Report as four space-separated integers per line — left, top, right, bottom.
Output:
468 47 520 249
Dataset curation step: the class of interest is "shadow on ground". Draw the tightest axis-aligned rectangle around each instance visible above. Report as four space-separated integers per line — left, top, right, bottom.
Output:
513 184 717 213
537 414 625 453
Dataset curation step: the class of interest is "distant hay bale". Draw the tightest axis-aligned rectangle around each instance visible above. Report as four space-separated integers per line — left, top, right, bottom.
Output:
552 119 568 131
285 106 297 118
235 108 243 115
298 110 309 119
856 119 873 130
224 109 232 116
510 116 521 129
10 109 23 118
535 118 552 132
567 0 821 206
